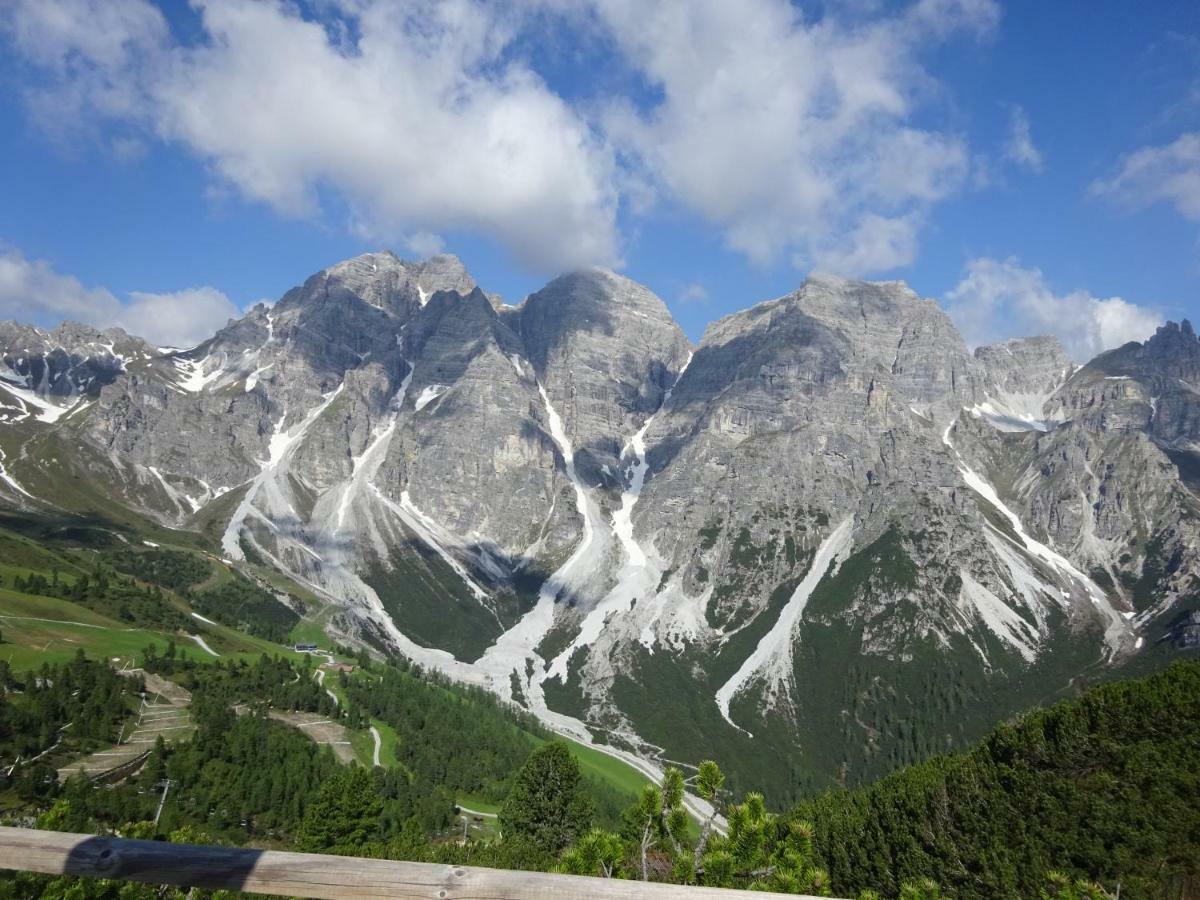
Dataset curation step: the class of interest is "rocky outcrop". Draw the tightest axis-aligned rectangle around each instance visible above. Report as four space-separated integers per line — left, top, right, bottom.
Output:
518 269 692 485
2 253 1195 796
0 321 156 420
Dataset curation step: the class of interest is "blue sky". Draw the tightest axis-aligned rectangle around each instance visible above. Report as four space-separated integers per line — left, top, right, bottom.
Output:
1 0 1198 358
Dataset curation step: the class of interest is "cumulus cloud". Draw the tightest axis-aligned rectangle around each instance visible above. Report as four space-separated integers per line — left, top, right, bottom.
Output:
943 257 1162 362
590 0 991 274
812 214 922 276
1003 105 1043 172
1090 132 1200 222
2 0 167 141
5 0 619 273
120 287 243 348
0 250 121 323
676 283 709 306
0 248 239 347
3 0 1001 276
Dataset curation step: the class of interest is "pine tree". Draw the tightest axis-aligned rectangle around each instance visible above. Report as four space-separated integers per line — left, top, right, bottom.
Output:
558 828 625 878
692 759 726 874
499 742 592 853
296 765 382 852
702 793 830 895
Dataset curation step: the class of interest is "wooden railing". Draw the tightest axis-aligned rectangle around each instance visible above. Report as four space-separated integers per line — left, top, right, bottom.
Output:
0 826 834 898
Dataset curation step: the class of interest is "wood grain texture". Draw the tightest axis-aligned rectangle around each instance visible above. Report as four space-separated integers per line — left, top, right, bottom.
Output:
0 827 833 898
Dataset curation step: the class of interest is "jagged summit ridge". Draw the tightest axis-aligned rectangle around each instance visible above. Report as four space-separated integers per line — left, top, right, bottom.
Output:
0 319 156 421
301 250 478 314
0 252 1194 798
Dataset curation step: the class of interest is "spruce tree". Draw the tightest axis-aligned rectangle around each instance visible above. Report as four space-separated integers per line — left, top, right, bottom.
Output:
296 765 382 852
499 742 592 852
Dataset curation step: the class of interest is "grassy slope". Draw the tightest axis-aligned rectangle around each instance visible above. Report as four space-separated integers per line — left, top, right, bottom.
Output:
0 590 165 669
332 664 649 805
523 731 651 802
0 587 308 669
0 502 321 670
0 488 651 809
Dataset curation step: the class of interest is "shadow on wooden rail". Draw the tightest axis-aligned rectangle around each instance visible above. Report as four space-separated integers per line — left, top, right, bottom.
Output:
0 826 836 899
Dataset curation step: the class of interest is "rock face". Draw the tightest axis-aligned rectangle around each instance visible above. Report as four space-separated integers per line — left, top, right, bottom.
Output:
0 321 155 420
972 336 1074 430
1 253 1196 801
519 270 693 486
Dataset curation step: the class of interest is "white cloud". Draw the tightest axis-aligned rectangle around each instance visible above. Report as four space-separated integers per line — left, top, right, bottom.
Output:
2 0 168 139
4 0 166 71
1003 105 1043 173
120 287 242 348
1090 132 1200 222
943 257 1162 362
588 0 990 274
908 0 1001 36
811 213 921 276
677 283 709 305
0 248 239 347
404 231 447 260
4 0 1000 277
0 249 122 323
5 0 620 274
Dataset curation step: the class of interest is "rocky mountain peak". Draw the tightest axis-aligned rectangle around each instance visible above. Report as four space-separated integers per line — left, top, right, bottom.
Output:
521 269 676 338
774 276 962 364
277 250 477 319
975 335 1073 398
0 319 146 354
1071 318 1200 388
519 267 689 375
517 267 692 483
1142 319 1200 380
0 320 155 413
410 253 476 297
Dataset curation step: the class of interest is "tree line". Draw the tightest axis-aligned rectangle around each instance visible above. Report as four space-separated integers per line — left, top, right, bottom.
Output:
0 652 139 801
1 653 1196 898
107 549 300 643
4 564 189 631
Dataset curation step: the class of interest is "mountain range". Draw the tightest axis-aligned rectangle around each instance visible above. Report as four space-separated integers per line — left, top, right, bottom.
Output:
2 251 1197 803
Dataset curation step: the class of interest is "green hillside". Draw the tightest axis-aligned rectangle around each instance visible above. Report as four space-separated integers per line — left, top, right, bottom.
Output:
791 660 1200 899
3 504 1196 898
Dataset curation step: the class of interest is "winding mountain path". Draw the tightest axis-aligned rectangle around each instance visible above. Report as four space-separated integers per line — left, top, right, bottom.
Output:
369 725 382 767
58 672 193 781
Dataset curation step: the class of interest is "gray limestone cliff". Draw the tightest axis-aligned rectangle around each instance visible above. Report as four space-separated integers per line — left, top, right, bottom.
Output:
0 253 1194 799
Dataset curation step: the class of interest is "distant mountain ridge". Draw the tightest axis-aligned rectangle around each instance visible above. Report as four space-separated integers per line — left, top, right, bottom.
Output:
1 251 1196 800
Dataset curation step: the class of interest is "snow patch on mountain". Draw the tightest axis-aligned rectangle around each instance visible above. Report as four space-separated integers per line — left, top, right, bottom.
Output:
943 419 1133 656
414 384 448 411
172 355 229 393
0 445 32 499
715 516 856 735
221 383 345 560
0 380 77 423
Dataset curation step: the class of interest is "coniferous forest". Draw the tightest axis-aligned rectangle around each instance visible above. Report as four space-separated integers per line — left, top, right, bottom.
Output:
0 494 1195 899
2 647 1197 898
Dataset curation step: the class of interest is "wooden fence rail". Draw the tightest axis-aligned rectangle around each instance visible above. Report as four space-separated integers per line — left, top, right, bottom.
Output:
0 826 834 899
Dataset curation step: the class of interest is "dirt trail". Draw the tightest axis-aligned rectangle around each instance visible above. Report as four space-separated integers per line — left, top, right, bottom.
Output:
268 710 356 764
233 704 356 765
58 671 193 781
369 725 382 767
456 804 498 819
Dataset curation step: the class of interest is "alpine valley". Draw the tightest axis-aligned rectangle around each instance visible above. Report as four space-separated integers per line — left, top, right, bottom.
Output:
3 252 1198 805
